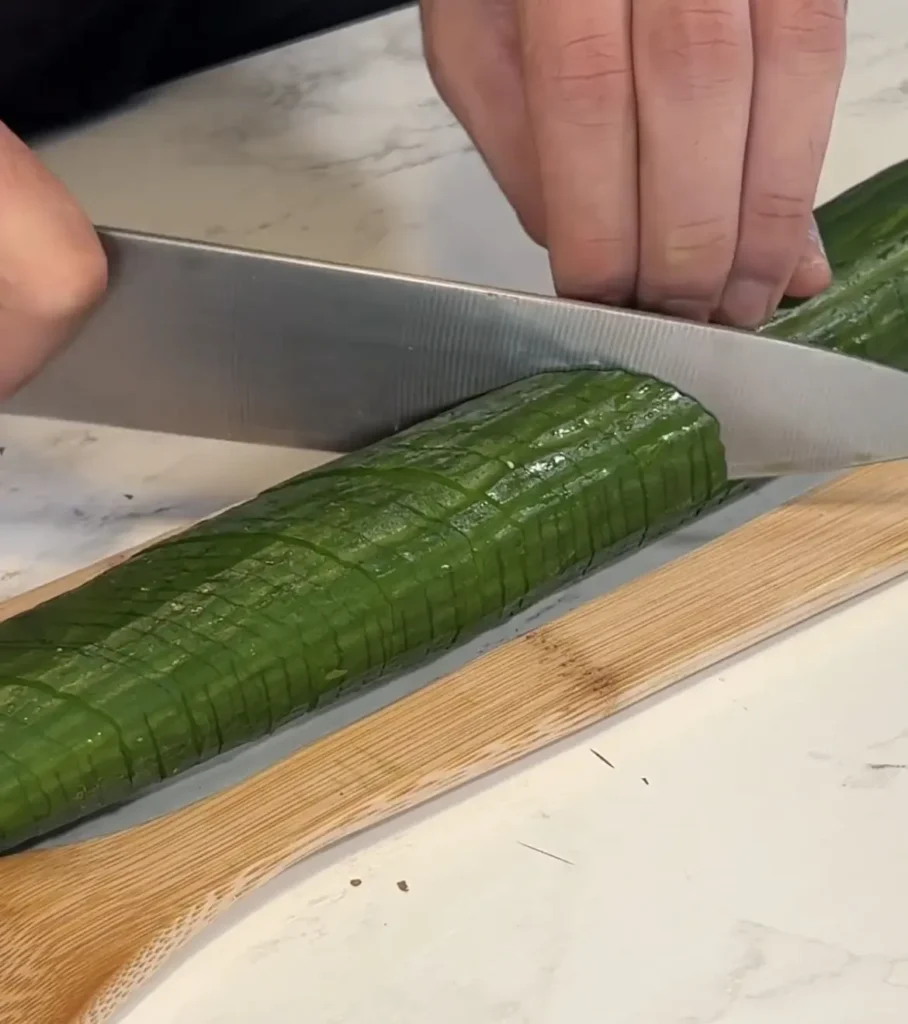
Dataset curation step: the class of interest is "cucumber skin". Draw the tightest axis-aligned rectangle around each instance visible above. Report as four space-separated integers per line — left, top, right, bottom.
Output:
0 372 732 850
1 157 905 851
765 158 908 366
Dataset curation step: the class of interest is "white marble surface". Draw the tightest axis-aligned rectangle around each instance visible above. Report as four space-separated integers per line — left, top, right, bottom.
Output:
0 2 904 1021
116 580 908 1024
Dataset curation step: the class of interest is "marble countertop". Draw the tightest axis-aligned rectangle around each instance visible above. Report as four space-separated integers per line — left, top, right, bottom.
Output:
2 3 907 1021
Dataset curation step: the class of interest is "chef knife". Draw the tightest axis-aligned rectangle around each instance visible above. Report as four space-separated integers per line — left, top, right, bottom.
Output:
4 227 908 480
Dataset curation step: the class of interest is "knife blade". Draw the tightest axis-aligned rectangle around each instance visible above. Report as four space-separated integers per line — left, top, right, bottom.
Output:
4 227 908 480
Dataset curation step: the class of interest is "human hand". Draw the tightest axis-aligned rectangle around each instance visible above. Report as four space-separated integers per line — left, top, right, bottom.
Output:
0 123 107 397
420 0 846 326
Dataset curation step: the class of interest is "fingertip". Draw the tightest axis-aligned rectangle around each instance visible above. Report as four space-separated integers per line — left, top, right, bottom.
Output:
785 244 832 300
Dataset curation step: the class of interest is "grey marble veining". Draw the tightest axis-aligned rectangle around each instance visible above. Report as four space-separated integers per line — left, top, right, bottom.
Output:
34 4 908 294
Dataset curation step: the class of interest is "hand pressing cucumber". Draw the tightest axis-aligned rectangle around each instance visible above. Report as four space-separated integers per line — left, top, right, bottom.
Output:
0 0 847 398
420 0 847 325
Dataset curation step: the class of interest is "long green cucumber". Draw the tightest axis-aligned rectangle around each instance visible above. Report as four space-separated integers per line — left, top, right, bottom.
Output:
1 158 907 851
0 372 733 850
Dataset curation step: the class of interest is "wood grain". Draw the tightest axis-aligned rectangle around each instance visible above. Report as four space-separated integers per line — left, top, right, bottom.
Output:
1 463 907 1024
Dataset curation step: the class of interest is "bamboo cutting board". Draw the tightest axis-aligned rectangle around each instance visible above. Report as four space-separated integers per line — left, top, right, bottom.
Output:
2 463 908 1024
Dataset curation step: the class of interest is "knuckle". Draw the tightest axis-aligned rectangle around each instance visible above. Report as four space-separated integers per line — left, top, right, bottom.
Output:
547 32 633 127
749 190 813 228
737 192 812 278
643 218 735 301
768 0 846 75
646 2 749 95
550 234 637 304
421 0 520 100
665 217 735 265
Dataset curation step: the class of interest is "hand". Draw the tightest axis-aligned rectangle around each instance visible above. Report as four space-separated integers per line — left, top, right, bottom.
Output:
0 123 107 397
420 0 846 326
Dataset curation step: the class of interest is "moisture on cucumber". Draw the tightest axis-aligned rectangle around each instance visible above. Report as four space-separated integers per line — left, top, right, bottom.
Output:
0 371 731 850
1 156 907 851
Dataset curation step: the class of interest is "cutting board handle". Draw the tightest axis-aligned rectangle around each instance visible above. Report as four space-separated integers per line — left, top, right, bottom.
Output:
2 464 907 1024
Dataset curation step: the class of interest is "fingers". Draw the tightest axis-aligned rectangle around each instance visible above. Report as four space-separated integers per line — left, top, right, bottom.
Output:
422 0 842 328
0 123 107 397
718 0 845 325
518 0 638 304
633 0 753 321
420 0 545 244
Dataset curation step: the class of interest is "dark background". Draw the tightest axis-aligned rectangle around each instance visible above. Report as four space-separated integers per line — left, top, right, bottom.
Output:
2 0 408 139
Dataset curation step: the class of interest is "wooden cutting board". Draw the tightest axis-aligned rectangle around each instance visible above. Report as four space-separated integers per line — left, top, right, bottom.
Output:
1 463 908 1024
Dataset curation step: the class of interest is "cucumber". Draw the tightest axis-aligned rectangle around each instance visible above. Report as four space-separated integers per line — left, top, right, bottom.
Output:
766 159 908 368
0 371 732 850
1 158 906 851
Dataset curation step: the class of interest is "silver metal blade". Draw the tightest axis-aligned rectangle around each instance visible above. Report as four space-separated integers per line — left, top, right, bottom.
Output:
4 227 908 479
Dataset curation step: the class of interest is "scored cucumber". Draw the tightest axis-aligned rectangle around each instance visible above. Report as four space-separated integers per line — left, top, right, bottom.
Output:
0 372 731 850
1 157 907 851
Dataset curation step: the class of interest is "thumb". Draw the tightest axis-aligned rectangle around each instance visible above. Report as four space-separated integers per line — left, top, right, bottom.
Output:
0 123 107 398
784 215 832 300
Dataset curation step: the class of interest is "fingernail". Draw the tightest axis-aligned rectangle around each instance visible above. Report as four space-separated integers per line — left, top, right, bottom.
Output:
798 249 828 271
719 278 773 328
807 216 827 257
